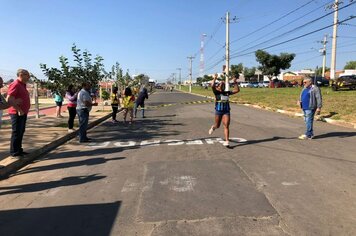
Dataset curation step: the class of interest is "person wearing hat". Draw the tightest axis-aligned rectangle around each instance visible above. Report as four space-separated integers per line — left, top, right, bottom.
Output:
208 73 240 147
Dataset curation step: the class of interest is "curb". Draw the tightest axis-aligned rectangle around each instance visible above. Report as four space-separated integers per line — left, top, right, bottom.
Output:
0 112 111 179
178 89 356 130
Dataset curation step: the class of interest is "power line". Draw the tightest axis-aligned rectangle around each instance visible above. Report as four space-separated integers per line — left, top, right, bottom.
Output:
231 0 319 44
230 15 356 60
231 0 353 56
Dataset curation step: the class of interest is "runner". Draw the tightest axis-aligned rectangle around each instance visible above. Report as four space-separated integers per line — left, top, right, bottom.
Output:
208 74 240 147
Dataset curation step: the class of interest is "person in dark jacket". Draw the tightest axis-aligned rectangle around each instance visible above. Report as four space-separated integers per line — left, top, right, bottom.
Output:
134 87 148 118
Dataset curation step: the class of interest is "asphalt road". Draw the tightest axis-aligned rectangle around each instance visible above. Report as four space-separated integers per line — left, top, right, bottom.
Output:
0 90 356 236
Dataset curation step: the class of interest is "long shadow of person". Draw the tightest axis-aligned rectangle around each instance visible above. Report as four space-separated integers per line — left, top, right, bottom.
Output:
313 132 356 139
227 136 294 149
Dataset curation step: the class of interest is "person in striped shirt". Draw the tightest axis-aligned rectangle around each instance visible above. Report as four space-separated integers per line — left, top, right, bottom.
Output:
209 74 240 147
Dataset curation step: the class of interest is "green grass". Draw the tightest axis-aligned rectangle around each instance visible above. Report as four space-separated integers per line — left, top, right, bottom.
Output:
180 85 356 123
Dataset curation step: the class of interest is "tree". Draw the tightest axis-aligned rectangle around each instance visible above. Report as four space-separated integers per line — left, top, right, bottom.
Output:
255 50 295 80
243 67 256 81
230 63 243 78
101 90 110 100
40 44 106 95
315 66 330 76
344 61 356 70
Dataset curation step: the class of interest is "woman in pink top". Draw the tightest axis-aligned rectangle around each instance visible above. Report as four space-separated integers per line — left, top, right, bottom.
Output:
65 84 78 132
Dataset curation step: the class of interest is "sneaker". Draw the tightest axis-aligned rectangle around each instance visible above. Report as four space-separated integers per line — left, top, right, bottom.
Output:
298 134 310 140
68 129 75 133
223 141 229 147
208 125 215 135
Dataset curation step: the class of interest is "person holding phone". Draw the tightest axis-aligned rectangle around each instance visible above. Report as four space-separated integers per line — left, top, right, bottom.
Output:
208 74 240 147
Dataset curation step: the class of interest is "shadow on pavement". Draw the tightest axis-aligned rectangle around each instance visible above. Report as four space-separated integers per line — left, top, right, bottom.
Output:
91 118 185 142
14 157 126 176
0 174 105 196
0 201 121 236
228 136 294 149
313 132 356 139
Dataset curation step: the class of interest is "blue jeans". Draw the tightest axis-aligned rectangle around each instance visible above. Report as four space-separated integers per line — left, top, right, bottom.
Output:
303 109 316 137
77 109 89 141
10 114 27 155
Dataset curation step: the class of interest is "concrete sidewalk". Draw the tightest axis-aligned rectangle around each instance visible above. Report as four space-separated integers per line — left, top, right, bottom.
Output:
0 107 112 178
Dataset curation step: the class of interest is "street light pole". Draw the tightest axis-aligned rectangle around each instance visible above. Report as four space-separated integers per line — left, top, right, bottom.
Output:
187 56 195 93
177 68 182 90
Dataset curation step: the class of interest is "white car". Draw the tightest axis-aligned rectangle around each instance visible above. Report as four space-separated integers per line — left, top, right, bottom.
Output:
240 82 250 88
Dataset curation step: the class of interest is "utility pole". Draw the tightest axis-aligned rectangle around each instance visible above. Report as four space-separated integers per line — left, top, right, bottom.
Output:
320 35 328 78
200 33 207 77
222 12 237 91
225 12 230 91
34 82 39 119
330 0 339 80
177 68 182 90
187 56 195 93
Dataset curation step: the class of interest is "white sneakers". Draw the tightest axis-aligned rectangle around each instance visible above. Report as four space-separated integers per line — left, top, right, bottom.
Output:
68 129 75 133
209 125 229 147
298 134 313 140
208 125 215 135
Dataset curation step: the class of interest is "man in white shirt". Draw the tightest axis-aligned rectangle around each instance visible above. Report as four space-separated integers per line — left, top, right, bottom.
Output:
76 82 97 143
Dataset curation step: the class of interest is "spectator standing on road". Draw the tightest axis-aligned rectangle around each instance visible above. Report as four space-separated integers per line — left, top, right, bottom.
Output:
122 87 135 124
111 87 120 123
298 78 322 140
65 84 78 132
134 87 148 118
54 92 64 118
208 74 240 147
6 69 31 157
76 82 97 143
0 76 10 128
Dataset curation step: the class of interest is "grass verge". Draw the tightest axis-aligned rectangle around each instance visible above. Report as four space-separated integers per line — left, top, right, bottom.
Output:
180 85 356 123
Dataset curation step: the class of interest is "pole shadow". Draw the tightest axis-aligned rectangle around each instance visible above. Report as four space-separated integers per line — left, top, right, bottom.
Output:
0 201 121 236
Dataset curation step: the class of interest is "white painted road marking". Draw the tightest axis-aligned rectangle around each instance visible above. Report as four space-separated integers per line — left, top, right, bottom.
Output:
87 137 247 149
282 181 300 186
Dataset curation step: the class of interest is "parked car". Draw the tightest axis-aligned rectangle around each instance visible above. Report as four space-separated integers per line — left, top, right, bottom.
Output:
250 82 259 88
155 84 163 89
311 77 329 87
331 75 356 91
240 82 250 88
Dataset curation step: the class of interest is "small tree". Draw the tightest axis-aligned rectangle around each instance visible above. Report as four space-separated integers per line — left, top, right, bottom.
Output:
344 61 356 70
315 66 330 76
230 63 243 78
255 50 295 81
243 67 256 82
40 44 106 95
101 90 110 100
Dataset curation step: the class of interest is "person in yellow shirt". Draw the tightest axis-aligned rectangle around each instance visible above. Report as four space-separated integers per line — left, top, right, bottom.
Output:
111 87 121 123
122 87 135 124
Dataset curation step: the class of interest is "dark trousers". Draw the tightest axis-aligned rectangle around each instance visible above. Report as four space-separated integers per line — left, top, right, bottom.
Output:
10 114 27 155
111 105 118 120
77 109 89 142
67 106 77 129
134 103 145 118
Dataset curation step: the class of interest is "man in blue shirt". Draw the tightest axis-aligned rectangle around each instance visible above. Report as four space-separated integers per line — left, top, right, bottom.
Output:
298 78 322 140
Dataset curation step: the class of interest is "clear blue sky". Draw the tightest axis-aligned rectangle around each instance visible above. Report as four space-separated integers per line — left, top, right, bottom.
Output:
0 0 355 82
